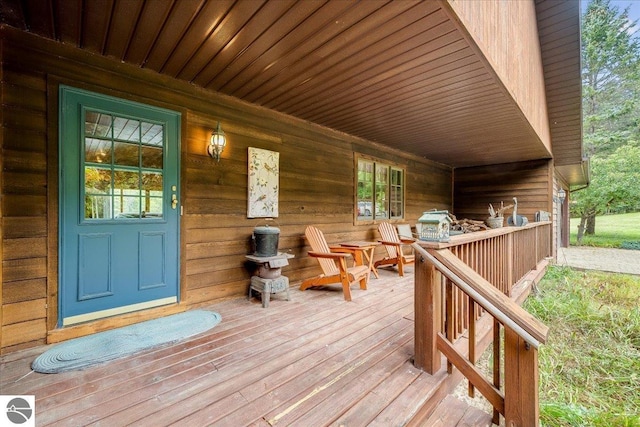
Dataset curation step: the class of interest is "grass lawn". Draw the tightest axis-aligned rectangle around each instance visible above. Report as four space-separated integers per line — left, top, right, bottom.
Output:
569 212 640 248
524 266 640 426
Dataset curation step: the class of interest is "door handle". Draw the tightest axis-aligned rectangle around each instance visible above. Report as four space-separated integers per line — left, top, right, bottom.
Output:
171 194 178 209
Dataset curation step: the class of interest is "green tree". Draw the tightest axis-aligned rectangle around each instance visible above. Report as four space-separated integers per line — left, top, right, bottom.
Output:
573 0 640 242
582 0 640 155
572 143 640 242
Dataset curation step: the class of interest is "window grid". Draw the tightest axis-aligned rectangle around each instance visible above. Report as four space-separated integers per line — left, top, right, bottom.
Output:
83 110 164 220
390 167 403 219
356 158 404 221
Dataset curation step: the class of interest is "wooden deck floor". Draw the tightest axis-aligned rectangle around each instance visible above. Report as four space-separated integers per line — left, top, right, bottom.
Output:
0 266 490 426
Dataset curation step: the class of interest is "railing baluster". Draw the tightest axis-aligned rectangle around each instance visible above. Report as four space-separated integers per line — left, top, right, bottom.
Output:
468 300 476 397
493 318 501 425
446 278 454 373
507 231 514 296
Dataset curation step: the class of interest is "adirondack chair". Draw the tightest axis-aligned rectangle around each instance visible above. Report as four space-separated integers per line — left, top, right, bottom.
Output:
374 222 415 277
300 226 370 301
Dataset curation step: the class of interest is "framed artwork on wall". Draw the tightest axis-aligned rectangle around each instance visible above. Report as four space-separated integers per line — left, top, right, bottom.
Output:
248 147 279 218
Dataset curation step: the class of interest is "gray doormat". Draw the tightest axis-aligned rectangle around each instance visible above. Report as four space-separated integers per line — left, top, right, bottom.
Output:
32 310 221 373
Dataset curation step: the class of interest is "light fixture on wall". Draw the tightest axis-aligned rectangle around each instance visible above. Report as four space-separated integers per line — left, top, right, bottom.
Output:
207 122 226 162
558 188 566 203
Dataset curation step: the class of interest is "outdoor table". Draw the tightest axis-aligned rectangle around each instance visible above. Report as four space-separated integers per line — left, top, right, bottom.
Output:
338 241 380 280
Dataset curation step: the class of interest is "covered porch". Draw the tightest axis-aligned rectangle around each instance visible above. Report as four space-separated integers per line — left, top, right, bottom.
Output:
0 1 581 422
0 0 584 355
1 223 550 426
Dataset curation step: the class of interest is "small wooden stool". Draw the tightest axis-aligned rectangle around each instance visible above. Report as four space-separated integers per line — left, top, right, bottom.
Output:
248 276 290 308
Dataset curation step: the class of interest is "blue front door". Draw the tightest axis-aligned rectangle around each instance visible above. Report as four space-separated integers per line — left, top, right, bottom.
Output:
59 86 180 326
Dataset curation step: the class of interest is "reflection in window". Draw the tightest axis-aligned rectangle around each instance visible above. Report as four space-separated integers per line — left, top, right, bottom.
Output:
390 168 403 218
356 157 404 221
84 110 164 220
375 166 389 219
113 141 140 167
357 160 374 219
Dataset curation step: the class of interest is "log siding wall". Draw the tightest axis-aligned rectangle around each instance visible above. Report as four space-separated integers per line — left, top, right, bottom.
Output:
453 159 553 225
0 28 452 352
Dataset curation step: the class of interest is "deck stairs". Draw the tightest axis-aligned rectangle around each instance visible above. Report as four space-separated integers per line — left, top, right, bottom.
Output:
423 394 494 426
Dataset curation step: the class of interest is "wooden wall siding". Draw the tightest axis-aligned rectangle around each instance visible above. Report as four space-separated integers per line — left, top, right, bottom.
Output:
183 113 452 308
1 55 50 351
0 28 451 352
445 0 551 152
453 160 553 224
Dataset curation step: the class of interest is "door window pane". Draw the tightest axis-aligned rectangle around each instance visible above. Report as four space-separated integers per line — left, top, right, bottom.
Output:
85 195 112 219
113 141 140 167
83 109 165 220
85 112 112 137
113 117 141 142
114 170 140 191
142 171 163 192
85 138 112 164
85 166 112 194
141 122 163 145
115 196 141 218
141 145 163 169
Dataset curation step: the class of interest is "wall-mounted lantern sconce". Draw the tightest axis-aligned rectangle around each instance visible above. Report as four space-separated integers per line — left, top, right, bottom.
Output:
207 122 226 162
558 188 566 203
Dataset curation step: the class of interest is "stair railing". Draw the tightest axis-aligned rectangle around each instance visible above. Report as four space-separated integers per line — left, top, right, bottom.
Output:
412 243 549 426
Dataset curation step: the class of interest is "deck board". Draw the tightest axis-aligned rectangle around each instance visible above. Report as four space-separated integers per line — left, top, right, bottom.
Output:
423 395 493 426
0 266 497 426
331 359 423 426
291 344 414 426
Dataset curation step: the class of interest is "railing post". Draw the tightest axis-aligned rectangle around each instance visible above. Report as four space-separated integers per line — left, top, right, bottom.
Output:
504 327 540 426
414 252 441 374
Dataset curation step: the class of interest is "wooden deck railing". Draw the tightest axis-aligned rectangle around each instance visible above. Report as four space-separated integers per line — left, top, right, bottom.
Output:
412 222 551 426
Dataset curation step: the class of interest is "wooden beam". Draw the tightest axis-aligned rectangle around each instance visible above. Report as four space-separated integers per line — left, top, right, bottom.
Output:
437 333 505 415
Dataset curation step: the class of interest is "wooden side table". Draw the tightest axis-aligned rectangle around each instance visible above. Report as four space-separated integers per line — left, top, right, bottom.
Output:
338 241 380 280
246 253 294 308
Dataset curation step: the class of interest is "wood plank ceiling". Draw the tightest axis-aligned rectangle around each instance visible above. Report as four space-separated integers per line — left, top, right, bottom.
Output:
0 0 583 172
